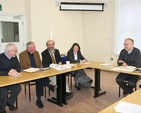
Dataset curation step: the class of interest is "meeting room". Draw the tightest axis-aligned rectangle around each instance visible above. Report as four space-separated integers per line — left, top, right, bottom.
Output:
0 0 141 113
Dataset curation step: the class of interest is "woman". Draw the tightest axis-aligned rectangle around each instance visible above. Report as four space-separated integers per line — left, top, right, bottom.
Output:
67 43 89 90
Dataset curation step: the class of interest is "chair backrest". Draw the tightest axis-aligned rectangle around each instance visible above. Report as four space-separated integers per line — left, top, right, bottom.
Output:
61 54 67 64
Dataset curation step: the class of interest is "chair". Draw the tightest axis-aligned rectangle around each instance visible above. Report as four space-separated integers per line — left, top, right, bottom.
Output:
60 54 75 89
24 82 47 101
118 81 137 97
8 91 18 109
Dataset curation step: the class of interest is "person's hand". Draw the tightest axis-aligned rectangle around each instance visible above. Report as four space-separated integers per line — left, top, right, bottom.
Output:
58 62 62 65
8 69 18 76
118 60 127 66
80 59 87 63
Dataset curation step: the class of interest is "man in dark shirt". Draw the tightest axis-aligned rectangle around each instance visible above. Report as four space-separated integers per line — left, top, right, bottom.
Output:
116 38 141 95
0 43 21 113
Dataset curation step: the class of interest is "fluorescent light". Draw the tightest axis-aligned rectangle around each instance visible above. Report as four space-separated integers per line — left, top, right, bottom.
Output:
60 2 104 11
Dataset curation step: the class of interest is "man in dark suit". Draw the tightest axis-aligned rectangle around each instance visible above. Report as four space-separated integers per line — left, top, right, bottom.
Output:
41 40 73 100
19 41 57 108
0 43 21 113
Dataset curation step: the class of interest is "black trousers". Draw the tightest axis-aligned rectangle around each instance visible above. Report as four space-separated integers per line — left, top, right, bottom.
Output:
36 78 51 98
116 73 140 94
0 84 21 110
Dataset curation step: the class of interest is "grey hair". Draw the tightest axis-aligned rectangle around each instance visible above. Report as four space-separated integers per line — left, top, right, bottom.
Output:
5 43 15 52
26 41 35 49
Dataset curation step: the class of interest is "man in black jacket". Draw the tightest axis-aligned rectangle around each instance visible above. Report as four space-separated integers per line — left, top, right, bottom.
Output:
116 38 141 95
0 43 21 113
41 40 73 100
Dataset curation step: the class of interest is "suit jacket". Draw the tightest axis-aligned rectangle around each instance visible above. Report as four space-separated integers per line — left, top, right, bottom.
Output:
19 50 42 70
67 50 85 63
41 49 62 67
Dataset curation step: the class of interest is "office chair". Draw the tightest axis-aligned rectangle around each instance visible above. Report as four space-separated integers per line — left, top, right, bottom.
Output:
118 81 137 97
8 91 18 109
24 81 47 101
60 54 75 89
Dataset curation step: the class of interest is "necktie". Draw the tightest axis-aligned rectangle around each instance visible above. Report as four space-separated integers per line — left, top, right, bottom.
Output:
51 54 56 64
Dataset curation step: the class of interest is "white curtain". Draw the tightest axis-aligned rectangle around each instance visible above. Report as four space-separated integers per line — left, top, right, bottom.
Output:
115 0 141 54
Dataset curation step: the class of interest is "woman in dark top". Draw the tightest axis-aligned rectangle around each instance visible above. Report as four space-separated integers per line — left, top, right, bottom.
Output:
67 43 88 90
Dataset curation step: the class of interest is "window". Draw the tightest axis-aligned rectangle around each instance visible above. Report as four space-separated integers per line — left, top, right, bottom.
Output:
114 0 141 54
1 22 19 42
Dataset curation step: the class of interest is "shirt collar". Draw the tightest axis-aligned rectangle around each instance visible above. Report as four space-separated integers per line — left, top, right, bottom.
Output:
4 52 11 59
127 48 133 54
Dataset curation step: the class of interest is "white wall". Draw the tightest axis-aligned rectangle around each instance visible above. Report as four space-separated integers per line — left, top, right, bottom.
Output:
0 0 118 63
83 0 117 63
29 0 84 54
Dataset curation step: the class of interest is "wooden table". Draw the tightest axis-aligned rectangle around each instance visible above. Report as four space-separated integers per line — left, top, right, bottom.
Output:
88 61 141 98
0 63 88 107
99 89 141 113
0 61 140 106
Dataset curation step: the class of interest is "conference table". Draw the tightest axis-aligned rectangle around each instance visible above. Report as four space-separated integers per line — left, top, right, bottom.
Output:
99 88 141 113
0 61 141 107
0 63 89 107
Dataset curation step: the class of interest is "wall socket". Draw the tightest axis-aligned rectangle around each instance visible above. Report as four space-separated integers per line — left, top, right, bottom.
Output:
111 58 113 60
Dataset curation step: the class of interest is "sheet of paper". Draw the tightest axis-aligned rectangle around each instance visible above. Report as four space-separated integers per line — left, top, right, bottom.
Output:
100 63 113 66
23 67 40 73
80 62 90 64
114 101 141 113
50 64 67 70
110 66 135 72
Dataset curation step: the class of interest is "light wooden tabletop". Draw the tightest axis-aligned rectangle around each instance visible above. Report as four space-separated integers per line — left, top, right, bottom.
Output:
0 61 141 87
0 63 89 87
99 89 141 113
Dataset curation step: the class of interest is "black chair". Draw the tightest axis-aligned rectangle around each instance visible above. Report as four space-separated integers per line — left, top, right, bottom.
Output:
118 81 137 97
24 82 47 101
8 91 18 109
60 54 75 89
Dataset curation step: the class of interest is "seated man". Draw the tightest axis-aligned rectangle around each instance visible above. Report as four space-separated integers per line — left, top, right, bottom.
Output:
116 38 141 95
41 39 73 100
19 41 57 108
0 43 21 113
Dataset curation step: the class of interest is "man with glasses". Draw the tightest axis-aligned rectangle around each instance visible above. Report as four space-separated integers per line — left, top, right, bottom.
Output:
41 40 74 100
116 38 141 95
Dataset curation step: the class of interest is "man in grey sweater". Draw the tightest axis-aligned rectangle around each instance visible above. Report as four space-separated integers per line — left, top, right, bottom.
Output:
116 38 141 95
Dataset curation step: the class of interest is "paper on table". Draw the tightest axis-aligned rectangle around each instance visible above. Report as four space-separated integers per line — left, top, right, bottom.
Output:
110 66 136 72
114 101 141 113
100 63 113 66
80 62 90 64
23 67 40 73
50 64 67 70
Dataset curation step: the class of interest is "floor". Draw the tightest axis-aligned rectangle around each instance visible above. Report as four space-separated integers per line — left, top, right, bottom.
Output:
5 69 141 113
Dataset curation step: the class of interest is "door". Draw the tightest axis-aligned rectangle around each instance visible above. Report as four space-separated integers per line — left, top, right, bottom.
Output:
0 13 26 55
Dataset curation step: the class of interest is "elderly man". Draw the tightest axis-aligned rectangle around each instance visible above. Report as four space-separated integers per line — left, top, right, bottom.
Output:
116 38 141 95
41 39 73 100
19 41 57 108
0 43 21 113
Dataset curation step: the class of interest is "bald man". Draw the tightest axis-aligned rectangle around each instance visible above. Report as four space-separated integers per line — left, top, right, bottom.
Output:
41 40 74 100
116 38 141 95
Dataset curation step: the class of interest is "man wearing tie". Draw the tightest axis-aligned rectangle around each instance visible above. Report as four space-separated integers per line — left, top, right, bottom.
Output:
41 40 73 100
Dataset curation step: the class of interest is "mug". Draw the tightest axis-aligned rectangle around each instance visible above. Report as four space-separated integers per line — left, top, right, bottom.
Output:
66 61 70 65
